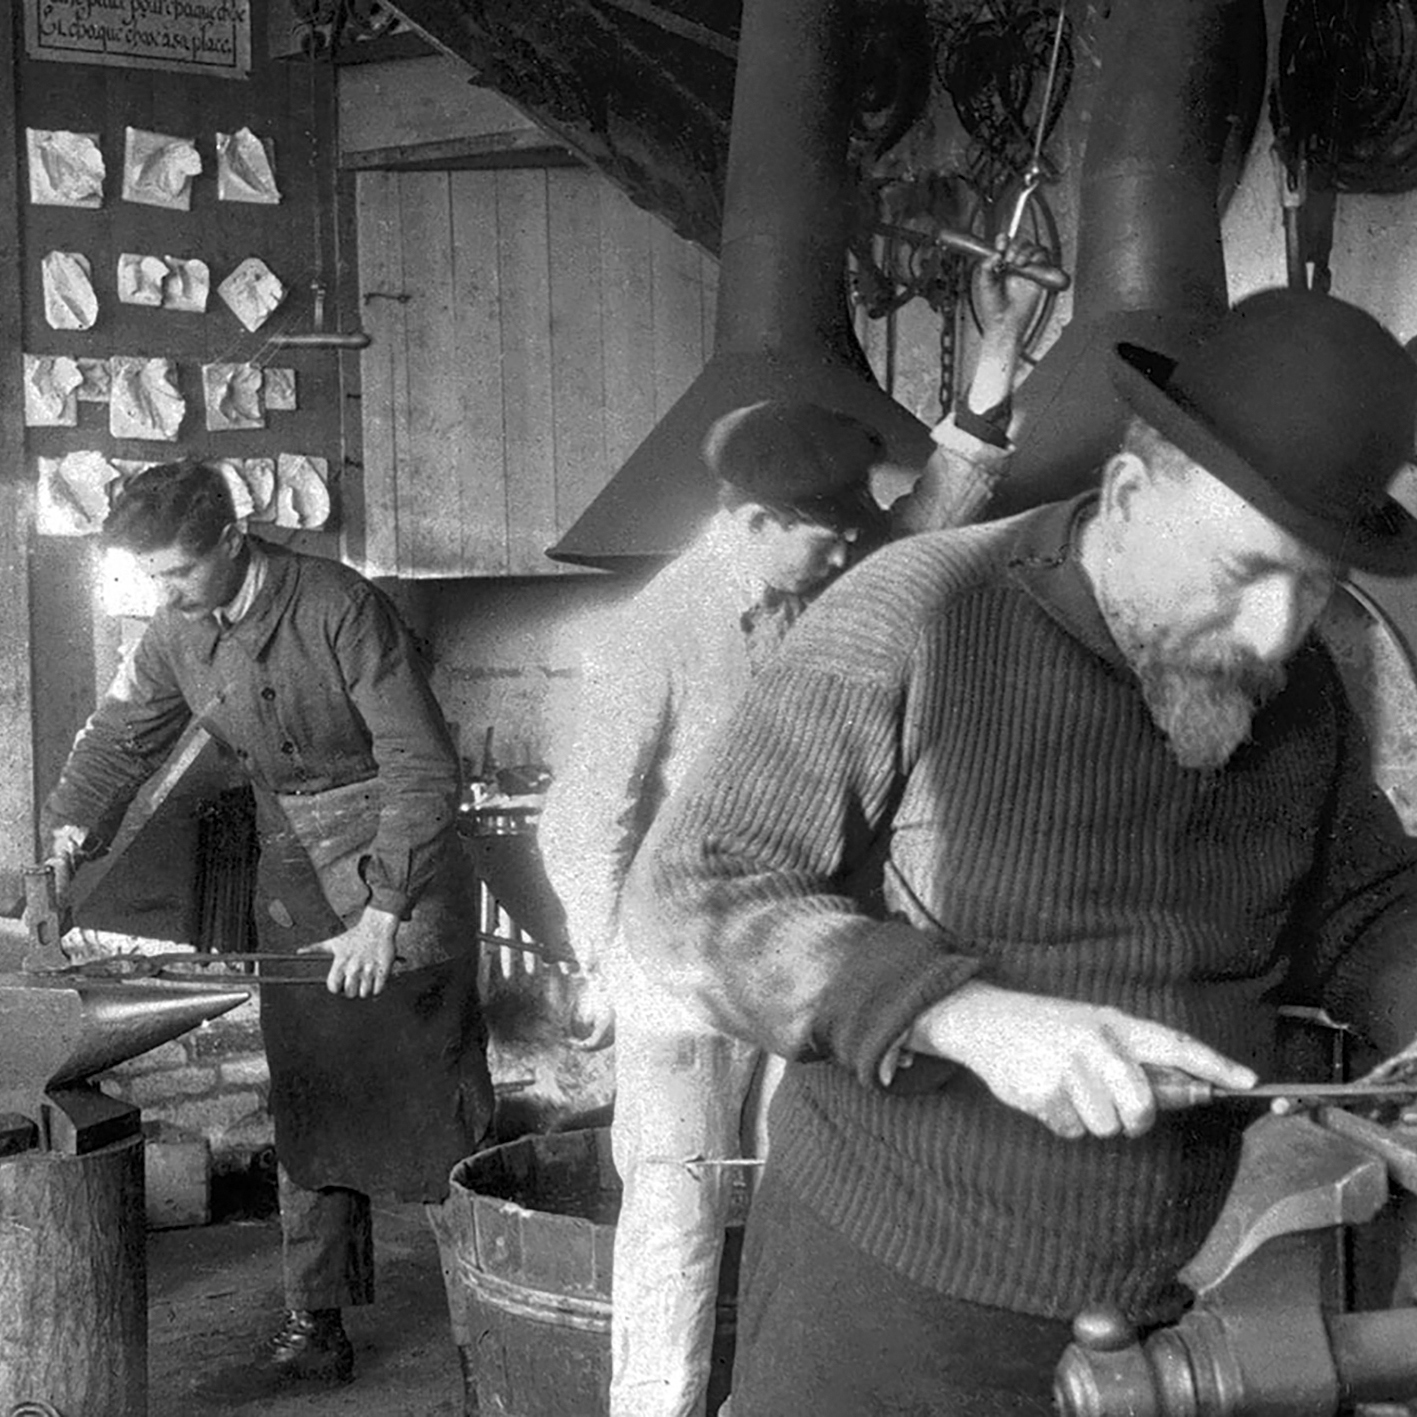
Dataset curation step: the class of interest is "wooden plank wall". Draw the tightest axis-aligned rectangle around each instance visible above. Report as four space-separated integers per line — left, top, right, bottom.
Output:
355 165 719 578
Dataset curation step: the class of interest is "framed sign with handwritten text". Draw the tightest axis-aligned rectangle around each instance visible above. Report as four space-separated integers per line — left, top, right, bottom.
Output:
25 0 252 80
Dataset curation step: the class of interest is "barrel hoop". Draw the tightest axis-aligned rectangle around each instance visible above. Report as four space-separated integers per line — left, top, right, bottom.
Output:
457 1257 612 1333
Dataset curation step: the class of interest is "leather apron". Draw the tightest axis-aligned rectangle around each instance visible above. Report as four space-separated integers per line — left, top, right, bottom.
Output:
252 781 493 1202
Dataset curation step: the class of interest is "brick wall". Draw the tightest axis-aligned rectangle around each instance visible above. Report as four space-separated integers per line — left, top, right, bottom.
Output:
99 996 272 1174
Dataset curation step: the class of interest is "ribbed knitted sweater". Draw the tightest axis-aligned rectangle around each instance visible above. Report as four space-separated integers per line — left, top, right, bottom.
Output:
627 494 1417 1325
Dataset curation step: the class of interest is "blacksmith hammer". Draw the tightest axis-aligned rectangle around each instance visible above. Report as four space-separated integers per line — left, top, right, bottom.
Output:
21 860 71 972
0 861 73 974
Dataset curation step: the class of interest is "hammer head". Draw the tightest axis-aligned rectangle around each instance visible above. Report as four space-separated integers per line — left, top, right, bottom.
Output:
21 862 72 972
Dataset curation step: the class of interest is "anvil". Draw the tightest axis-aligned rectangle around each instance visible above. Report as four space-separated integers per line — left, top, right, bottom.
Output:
0 867 248 1154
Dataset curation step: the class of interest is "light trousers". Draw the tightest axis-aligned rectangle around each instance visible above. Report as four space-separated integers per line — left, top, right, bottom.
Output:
609 968 782 1417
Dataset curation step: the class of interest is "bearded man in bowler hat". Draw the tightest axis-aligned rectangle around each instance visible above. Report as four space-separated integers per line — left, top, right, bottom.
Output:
625 289 1417 1415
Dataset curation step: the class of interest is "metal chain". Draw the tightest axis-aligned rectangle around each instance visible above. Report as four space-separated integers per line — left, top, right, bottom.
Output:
936 276 961 420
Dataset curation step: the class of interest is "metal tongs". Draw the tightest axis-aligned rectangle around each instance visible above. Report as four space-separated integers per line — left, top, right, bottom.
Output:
53 951 332 986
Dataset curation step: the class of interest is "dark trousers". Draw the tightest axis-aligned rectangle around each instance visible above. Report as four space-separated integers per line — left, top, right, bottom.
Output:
277 1163 375 1310
729 1166 1073 1417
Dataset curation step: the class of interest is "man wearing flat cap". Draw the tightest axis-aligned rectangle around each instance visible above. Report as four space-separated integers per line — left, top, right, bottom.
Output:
539 267 1040 1417
624 288 1417 1414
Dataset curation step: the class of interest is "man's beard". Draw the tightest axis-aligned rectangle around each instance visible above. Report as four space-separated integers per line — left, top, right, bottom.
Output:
1134 650 1286 769
1101 601 1288 770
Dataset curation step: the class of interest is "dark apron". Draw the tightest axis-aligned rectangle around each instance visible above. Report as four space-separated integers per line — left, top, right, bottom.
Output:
252 782 493 1203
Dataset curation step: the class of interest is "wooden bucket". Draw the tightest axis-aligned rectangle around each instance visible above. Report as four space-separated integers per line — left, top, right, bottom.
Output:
430 1126 737 1416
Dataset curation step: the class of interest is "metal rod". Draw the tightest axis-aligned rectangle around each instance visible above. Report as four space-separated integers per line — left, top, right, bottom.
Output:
931 226 1071 291
1147 1066 1417 1111
1031 1 1069 175
265 330 372 349
1007 1 1068 242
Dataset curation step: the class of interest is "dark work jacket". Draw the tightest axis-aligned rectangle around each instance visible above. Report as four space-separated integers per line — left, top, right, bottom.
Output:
46 542 492 1199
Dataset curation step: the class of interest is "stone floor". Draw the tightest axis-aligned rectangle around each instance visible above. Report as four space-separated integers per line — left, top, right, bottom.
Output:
147 1191 464 1417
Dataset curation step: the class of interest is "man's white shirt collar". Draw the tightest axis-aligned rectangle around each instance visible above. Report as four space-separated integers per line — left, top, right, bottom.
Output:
214 539 267 628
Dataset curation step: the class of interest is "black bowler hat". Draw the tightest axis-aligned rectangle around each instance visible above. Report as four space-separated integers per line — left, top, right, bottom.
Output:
1111 288 1417 576
703 400 886 533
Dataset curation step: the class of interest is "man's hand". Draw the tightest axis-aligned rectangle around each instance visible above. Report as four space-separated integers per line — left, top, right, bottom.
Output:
909 982 1258 1140
1357 1035 1417 1089
299 906 399 998
566 968 616 1051
48 824 92 904
973 233 1050 344
956 235 1051 424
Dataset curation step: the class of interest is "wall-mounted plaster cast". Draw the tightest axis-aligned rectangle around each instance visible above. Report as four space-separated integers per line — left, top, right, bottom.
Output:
109 357 184 440
202 362 265 431
36 451 122 536
23 354 82 427
122 128 202 211
27 130 104 207
42 251 98 330
217 128 280 204
218 257 285 332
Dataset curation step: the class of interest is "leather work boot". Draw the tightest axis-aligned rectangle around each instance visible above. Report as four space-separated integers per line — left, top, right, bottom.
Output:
267 1307 354 1383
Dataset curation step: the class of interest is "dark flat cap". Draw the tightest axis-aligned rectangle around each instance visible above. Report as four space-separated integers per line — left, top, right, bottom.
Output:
704 400 885 516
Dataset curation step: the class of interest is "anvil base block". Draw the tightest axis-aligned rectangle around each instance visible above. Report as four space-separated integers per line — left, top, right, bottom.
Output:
0 1133 146 1416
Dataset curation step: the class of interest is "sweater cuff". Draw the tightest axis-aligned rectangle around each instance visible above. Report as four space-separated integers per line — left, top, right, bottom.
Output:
814 918 984 1090
366 883 412 921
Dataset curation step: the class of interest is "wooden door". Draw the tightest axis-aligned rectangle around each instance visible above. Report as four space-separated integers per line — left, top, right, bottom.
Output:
355 166 717 577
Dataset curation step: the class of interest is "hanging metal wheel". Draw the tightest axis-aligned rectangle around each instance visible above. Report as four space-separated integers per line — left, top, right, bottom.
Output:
962 178 1065 361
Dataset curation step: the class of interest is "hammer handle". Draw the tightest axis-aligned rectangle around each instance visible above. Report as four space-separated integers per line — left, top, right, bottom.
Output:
933 227 1072 292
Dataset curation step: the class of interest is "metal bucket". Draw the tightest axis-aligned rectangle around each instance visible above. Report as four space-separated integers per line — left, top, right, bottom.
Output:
430 1126 737 1416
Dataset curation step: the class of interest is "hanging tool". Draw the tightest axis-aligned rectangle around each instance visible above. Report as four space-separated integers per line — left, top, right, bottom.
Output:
932 0 1071 292
932 227 1070 290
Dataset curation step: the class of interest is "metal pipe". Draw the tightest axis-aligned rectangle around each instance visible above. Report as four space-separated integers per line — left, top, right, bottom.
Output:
265 330 371 349
714 0 854 357
547 0 934 568
988 0 1267 516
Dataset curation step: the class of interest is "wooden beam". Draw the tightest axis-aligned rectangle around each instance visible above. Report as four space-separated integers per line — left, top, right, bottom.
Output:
381 0 731 253
595 0 737 59
340 134 581 171
0 5 35 905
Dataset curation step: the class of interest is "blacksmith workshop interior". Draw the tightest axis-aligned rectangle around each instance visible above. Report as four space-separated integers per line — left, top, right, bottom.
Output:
8 0 1417 1414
